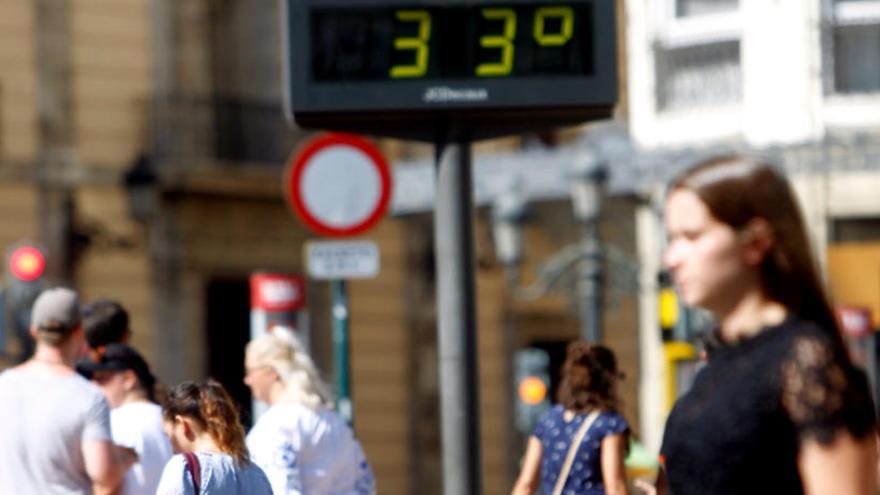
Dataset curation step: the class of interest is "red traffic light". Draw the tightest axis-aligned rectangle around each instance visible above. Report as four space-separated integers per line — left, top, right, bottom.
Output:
9 246 46 282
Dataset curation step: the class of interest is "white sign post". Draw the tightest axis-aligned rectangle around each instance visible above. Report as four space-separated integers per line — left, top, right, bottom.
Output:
285 133 391 425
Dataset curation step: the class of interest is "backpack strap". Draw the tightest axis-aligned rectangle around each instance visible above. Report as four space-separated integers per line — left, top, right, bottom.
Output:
183 452 201 494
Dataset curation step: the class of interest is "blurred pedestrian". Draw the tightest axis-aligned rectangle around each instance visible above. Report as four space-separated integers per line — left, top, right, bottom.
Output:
82 343 173 495
244 329 376 495
511 342 630 495
156 379 272 494
75 299 131 377
0 287 136 494
653 155 877 494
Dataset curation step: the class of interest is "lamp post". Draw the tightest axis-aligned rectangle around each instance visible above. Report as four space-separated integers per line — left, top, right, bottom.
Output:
490 188 527 486
491 188 528 282
490 150 607 343
491 149 607 341
123 153 159 223
569 151 606 343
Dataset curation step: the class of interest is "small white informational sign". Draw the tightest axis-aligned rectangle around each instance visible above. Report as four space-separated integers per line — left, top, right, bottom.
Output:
306 240 380 280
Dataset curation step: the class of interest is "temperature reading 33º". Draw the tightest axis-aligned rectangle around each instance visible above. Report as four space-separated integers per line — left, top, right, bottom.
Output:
311 3 594 82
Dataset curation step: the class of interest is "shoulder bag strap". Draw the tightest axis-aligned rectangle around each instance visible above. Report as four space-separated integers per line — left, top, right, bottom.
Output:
550 410 600 495
183 452 201 495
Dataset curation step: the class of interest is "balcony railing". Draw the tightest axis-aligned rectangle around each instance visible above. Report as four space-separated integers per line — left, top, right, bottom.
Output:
152 94 302 166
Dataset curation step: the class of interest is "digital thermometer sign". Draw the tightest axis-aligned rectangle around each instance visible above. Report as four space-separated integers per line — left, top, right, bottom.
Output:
311 5 594 81
286 0 617 141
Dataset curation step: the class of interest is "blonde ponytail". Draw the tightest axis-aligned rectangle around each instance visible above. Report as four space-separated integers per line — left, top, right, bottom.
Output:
246 329 334 409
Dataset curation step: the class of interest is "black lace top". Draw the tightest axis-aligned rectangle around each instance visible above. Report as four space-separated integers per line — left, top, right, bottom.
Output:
660 316 876 495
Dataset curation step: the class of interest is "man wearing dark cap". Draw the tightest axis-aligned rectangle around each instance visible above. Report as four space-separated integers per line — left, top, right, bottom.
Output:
0 287 136 494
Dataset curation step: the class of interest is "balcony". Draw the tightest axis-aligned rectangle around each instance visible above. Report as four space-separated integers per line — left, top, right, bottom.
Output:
153 94 302 166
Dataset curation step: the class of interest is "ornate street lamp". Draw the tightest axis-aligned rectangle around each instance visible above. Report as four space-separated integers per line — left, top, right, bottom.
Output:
123 153 159 223
490 149 608 343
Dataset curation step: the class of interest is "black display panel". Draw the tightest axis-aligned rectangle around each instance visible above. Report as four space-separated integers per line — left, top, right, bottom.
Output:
311 4 594 81
286 0 617 141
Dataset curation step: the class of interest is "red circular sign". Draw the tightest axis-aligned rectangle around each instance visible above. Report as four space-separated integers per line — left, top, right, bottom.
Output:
9 245 45 282
285 133 392 237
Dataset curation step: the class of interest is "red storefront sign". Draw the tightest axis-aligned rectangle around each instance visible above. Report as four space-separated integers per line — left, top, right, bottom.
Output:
250 273 305 312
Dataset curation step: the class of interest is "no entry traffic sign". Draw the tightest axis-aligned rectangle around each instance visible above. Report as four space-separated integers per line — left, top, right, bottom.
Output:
285 133 392 237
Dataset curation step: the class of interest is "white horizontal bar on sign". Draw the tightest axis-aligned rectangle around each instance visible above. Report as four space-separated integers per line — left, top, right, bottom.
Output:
390 148 579 215
305 240 380 280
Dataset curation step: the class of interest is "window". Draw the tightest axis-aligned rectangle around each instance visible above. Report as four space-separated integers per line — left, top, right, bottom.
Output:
830 0 880 94
675 0 738 18
655 41 742 111
653 0 742 112
211 96 290 164
208 0 297 164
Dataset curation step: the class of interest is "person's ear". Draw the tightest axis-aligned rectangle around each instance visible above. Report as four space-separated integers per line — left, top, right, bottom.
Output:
741 218 774 266
121 370 138 391
88 348 102 362
177 415 197 441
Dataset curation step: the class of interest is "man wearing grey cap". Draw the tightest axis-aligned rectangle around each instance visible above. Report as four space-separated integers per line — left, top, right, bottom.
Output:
0 287 136 494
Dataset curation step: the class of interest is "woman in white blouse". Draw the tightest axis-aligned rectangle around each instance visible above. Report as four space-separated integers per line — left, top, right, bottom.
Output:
244 329 376 495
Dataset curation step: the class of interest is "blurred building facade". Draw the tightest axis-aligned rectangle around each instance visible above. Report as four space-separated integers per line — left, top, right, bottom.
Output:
0 1 639 494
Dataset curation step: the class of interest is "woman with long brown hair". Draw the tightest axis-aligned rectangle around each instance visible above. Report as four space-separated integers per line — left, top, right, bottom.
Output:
651 155 876 494
512 342 630 495
156 379 272 494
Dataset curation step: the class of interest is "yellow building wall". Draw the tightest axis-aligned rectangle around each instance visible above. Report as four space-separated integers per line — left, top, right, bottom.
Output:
0 183 40 244
72 0 152 167
476 267 511 494
349 219 411 494
0 0 38 161
172 191 313 378
827 242 880 327
74 186 155 360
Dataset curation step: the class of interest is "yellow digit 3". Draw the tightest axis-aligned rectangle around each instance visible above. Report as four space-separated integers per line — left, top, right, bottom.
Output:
476 8 516 77
390 10 431 78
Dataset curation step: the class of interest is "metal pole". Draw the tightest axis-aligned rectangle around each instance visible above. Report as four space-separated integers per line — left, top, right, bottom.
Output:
434 140 481 495
579 220 603 343
332 279 353 425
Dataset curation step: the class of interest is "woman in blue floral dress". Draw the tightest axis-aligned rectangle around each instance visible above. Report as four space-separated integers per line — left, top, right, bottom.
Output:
512 343 630 495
